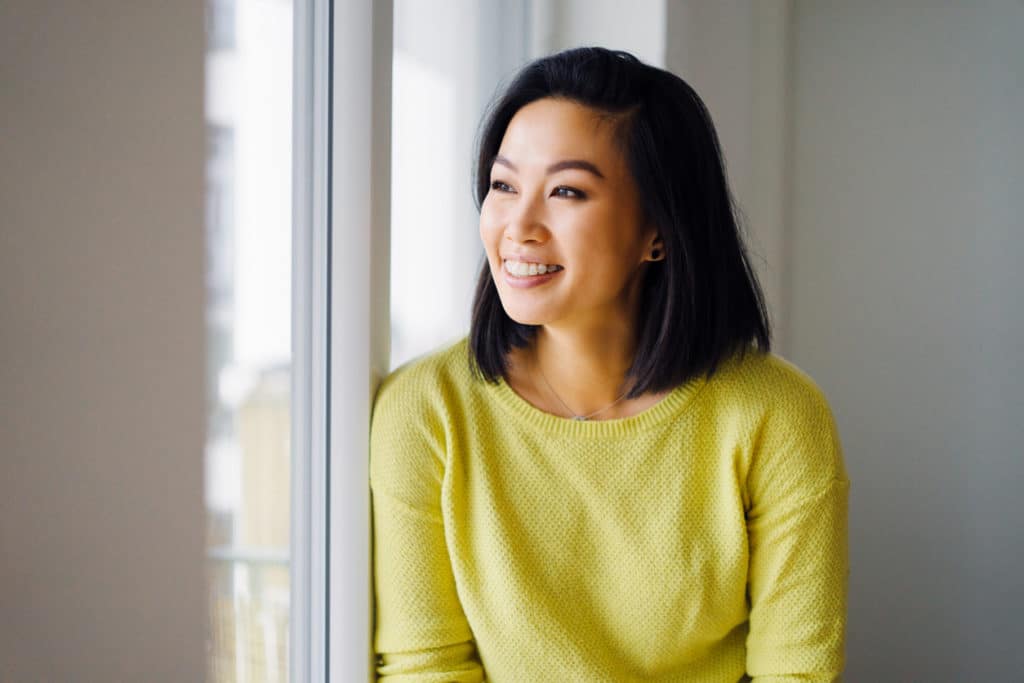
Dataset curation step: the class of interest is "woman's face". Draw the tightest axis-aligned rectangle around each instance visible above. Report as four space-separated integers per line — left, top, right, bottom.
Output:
479 97 658 331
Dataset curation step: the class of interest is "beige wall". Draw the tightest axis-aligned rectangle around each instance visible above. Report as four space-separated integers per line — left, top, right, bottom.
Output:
0 2 207 681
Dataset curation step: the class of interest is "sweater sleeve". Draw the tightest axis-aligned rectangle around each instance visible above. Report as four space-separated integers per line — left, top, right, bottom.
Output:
744 377 850 682
369 368 485 682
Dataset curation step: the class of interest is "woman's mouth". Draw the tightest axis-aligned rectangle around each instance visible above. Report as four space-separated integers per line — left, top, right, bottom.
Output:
502 258 564 288
503 259 563 277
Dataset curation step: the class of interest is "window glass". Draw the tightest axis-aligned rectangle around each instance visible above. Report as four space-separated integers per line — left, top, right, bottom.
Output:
204 1 293 680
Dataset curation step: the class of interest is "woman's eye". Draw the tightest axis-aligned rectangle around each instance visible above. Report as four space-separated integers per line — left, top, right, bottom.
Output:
552 186 585 199
488 181 583 199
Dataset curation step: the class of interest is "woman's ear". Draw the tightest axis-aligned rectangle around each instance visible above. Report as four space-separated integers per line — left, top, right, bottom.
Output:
645 234 665 262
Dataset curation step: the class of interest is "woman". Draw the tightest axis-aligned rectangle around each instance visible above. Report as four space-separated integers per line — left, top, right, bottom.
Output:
371 47 849 682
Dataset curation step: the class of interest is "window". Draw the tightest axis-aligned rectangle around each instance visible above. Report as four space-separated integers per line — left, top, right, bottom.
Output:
204 1 293 680
205 2 531 679
206 0 237 51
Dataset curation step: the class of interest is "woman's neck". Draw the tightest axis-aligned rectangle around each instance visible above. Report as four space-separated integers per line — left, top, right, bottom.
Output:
504 323 669 421
534 326 633 408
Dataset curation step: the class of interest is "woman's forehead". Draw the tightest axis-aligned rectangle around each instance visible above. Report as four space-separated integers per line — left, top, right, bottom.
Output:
496 98 624 171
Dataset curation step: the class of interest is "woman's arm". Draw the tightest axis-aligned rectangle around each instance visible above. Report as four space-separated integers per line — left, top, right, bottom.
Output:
372 490 484 682
370 367 485 682
744 379 850 682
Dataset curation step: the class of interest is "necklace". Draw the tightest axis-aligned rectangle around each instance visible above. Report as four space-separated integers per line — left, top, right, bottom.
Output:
534 357 630 421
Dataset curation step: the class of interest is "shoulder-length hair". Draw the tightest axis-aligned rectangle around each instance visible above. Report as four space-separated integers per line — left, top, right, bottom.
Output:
468 46 771 398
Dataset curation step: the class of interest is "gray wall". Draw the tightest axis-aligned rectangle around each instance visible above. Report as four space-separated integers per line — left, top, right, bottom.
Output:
665 0 793 353
787 2 1023 679
0 3 207 681
662 1 1023 678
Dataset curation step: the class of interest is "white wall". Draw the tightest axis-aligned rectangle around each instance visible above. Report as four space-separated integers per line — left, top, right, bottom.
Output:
531 0 667 67
0 3 207 681
787 2 1023 678
390 0 491 368
390 0 533 369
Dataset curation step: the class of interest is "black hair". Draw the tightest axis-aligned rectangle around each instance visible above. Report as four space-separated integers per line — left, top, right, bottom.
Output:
468 46 771 398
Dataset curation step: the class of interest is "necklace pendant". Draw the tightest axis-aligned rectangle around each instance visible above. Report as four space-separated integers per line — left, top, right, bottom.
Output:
572 415 588 421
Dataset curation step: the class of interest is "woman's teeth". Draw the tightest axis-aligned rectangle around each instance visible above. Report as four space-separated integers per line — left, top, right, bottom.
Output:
503 259 563 277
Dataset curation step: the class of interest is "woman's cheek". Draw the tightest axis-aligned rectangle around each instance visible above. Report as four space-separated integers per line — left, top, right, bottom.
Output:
478 204 493 240
479 207 504 250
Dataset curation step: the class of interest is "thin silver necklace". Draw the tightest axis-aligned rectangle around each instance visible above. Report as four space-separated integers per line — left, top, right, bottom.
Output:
534 357 630 421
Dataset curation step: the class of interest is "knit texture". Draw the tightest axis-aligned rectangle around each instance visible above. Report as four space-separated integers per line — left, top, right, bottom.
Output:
370 337 849 682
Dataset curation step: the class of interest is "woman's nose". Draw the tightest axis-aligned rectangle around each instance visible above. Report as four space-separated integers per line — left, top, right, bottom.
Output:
504 195 548 244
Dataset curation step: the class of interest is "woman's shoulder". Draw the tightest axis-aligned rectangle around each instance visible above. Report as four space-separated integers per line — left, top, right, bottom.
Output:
711 348 849 494
704 346 836 420
373 335 473 417
370 337 474 502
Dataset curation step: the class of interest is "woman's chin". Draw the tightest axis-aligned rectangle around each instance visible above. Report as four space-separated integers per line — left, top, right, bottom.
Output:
500 305 550 327
505 313 546 326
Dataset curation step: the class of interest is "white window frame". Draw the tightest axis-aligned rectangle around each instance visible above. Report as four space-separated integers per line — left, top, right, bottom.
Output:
292 1 392 681
290 0 328 679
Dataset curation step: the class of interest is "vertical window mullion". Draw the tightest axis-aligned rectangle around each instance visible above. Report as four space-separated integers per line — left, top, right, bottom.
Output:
291 0 331 681
327 0 392 680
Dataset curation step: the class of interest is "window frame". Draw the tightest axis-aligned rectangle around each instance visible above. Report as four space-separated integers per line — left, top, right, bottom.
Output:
290 0 331 680
292 1 392 681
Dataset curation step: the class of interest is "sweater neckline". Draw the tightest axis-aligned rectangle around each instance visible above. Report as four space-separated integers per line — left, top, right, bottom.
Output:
487 370 708 438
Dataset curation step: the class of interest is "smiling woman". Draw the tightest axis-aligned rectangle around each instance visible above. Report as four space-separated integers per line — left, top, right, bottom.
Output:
480 98 657 339
370 47 849 682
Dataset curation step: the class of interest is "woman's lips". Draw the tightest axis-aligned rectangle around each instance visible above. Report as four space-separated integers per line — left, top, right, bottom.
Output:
501 259 563 289
501 268 561 286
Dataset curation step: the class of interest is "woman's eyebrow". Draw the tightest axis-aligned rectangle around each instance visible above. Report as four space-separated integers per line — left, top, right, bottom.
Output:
492 154 605 179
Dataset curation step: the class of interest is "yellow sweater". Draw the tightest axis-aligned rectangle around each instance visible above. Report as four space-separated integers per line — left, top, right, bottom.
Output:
370 337 849 682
